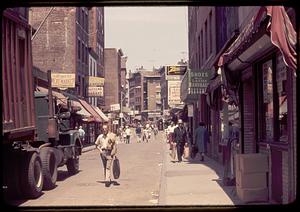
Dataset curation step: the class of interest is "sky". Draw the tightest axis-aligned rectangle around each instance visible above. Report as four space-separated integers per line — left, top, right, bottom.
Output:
104 6 188 72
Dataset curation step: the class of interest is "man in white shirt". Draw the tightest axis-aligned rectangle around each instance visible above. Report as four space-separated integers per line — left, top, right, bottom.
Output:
125 125 131 144
95 125 117 187
78 126 85 144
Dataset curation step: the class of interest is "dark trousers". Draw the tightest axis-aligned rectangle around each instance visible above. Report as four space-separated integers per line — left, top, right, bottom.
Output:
176 142 185 161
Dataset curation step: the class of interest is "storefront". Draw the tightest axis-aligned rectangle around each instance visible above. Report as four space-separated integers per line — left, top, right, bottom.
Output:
216 6 296 203
181 68 210 145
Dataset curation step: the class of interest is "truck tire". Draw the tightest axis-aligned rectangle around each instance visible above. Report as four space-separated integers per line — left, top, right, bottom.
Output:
40 147 58 190
21 152 44 199
66 145 80 175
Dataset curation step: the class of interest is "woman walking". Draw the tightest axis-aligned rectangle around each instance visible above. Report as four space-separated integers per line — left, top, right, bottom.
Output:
194 122 208 161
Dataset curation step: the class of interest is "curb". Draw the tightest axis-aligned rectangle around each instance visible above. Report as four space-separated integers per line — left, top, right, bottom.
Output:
82 145 96 153
158 138 168 205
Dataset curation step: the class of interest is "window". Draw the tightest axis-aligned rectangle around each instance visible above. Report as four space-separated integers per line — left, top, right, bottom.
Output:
205 20 208 60
198 35 201 67
209 11 212 54
77 39 81 60
258 56 288 143
200 30 203 66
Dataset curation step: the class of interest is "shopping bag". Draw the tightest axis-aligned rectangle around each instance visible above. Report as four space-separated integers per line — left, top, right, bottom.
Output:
112 156 120 179
183 144 190 159
190 145 198 159
170 143 176 160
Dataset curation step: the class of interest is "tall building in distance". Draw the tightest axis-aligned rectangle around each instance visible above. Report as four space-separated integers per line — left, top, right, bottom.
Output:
104 48 123 112
128 68 161 122
88 7 105 107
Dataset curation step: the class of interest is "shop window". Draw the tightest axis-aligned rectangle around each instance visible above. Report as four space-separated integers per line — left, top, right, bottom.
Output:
258 56 288 143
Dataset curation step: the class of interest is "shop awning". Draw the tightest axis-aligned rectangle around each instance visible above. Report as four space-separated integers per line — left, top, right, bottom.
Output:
37 86 68 106
94 106 109 122
218 6 296 73
218 7 268 67
71 100 92 118
78 99 102 122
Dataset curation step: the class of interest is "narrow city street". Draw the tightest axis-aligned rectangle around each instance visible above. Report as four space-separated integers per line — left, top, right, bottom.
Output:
6 131 247 208
8 132 164 207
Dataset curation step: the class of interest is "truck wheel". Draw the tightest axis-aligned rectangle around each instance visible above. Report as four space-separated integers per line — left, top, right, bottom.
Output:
66 146 79 175
40 147 58 190
21 152 44 199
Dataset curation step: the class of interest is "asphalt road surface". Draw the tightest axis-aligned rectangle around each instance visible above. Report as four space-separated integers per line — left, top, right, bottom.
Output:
7 131 165 207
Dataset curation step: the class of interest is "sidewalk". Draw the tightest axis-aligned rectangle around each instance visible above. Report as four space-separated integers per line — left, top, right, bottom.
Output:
158 143 242 206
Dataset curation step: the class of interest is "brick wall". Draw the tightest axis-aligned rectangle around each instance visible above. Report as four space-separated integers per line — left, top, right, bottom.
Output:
29 7 76 74
104 48 120 111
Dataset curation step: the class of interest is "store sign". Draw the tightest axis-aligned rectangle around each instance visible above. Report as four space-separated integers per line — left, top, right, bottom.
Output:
110 104 120 111
188 104 194 117
86 76 105 87
168 81 183 106
87 86 103 97
181 69 211 102
51 73 75 88
166 65 187 76
113 120 119 125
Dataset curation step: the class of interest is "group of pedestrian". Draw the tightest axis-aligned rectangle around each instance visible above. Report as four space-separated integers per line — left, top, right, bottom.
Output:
118 125 132 144
166 119 209 163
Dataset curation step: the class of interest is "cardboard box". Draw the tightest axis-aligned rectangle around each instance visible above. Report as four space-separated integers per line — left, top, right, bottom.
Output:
236 153 268 173
237 187 268 203
236 170 267 189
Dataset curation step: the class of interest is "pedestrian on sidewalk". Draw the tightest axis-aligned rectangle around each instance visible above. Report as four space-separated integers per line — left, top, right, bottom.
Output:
167 121 176 149
135 123 142 143
78 125 86 145
174 119 188 163
95 124 118 187
125 125 131 144
194 122 208 161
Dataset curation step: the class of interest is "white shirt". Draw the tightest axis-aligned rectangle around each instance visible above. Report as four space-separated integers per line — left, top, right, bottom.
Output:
125 128 131 136
168 125 176 134
95 132 116 149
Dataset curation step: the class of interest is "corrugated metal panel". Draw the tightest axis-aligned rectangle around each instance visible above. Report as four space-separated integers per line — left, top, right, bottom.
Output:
2 11 35 137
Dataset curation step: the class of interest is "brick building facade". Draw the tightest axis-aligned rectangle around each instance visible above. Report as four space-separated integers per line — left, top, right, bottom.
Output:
188 6 297 204
103 48 123 112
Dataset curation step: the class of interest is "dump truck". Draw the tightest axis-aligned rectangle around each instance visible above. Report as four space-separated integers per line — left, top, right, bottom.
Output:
2 9 82 199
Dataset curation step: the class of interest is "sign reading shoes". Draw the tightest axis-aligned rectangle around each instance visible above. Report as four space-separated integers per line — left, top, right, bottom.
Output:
51 73 75 88
181 69 211 102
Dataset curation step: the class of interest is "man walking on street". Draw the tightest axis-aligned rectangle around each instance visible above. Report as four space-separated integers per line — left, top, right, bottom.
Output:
194 122 208 161
136 123 142 143
174 119 188 162
78 126 86 145
95 125 117 187
125 125 131 144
